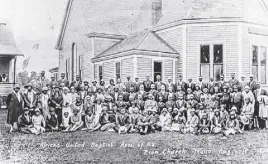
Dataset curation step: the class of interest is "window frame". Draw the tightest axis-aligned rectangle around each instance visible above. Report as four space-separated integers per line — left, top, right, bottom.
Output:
153 60 163 82
198 43 225 82
250 44 268 84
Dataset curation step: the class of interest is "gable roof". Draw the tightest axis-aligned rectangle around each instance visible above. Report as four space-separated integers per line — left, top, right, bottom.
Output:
0 23 23 56
156 0 268 28
92 29 178 59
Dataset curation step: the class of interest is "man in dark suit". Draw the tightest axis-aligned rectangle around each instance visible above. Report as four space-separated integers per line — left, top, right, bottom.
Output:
133 77 141 93
58 73 69 87
249 74 257 92
124 76 134 93
218 74 227 92
165 77 176 92
177 75 187 92
70 75 82 92
187 78 196 92
207 77 217 94
155 75 164 92
229 73 240 89
143 75 153 92
196 76 207 92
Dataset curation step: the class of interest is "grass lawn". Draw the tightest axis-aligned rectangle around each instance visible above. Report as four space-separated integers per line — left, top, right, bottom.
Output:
1 109 268 164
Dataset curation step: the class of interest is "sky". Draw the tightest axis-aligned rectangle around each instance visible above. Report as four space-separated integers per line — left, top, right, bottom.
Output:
0 0 67 74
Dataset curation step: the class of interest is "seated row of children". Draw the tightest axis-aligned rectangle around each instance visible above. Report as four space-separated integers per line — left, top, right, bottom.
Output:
17 96 253 136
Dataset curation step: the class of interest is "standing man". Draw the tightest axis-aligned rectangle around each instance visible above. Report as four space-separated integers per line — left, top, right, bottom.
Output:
187 78 196 92
177 75 187 92
218 74 227 92
58 73 69 87
6 84 24 131
239 75 248 92
124 76 134 93
196 76 207 92
249 74 257 92
166 77 176 92
143 75 153 92
70 75 82 92
48 76 57 91
40 70 50 88
229 73 240 89
208 77 217 94
155 75 163 92
49 85 63 126
30 74 42 95
133 77 141 93
91 79 98 93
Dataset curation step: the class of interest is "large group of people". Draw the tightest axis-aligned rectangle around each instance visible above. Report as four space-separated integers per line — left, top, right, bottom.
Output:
5 71 268 136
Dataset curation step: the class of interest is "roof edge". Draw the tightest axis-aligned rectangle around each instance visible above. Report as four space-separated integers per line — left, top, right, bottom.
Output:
86 32 126 40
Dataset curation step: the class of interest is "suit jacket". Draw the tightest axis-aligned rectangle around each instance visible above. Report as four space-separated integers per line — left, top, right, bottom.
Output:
177 81 187 92
165 82 176 92
218 80 227 92
229 79 240 88
70 80 82 91
254 88 268 100
116 113 130 126
133 82 141 92
248 80 257 92
58 78 69 87
23 91 38 108
143 80 153 92
187 83 196 92
18 114 32 128
124 81 134 93
195 81 207 91
239 80 249 91
158 91 169 103
231 92 243 103
175 100 187 109
155 81 164 92
207 82 217 94
111 92 121 102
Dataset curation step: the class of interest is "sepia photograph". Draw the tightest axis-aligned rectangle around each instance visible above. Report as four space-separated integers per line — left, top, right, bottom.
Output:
1 0 268 163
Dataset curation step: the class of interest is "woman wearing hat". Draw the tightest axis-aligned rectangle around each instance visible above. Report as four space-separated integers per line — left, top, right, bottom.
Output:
171 109 186 133
108 79 115 94
211 109 222 134
157 108 172 132
6 84 24 131
49 84 63 125
23 83 38 116
17 108 32 134
38 87 50 119
62 87 73 124
29 108 46 135
95 87 105 102
184 108 199 134
240 97 254 131
223 111 242 136
197 113 211 135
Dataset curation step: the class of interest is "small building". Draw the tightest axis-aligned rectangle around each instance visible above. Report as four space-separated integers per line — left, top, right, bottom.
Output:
0 23 24 96
56 0 268 87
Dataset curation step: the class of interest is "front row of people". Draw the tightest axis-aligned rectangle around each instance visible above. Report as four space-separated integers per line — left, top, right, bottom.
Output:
15 97 254 136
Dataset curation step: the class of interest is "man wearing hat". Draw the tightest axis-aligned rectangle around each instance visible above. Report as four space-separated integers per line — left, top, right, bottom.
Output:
229 73 239 89
177 75 187 92
124 76 134 93
196 76 207 92
248 74 257 92
155 75 163 92
166 77 176 92
143 75 153 92
70 75 82 92
40 70 50 89
58 73 69 87
48 76 57 91
133 77 141 93
91 79 98 93
23 83 38 116
6 84 24 129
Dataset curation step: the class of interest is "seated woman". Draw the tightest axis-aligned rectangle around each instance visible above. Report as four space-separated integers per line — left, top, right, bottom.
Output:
137 110 151 135
197 114 211 135
157 108 172 132
183 108 199 134
99 105 116 132
17 108 32 134
148 109 160 132
115 108 130 134
65 108 84 132
211 109 222 134
128 107 141 133
60 112 70 130
223 111 242 136
128 101 138 115
81 110 101 131
240 97 254 131
45 107 59 132
29 108 46 135
171 109 186 132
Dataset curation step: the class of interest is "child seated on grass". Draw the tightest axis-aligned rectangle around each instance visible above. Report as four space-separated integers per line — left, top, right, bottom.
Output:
137 110 150 135
171 109 186 133
64 108 83 132
45 107 59 132
115 108 130 134
82 110 101 131
60 112 70 130
128 107 141 133
99 105 116 131
197 114 211 135
211 109 222 134
223 111 242 136
17 108 32 134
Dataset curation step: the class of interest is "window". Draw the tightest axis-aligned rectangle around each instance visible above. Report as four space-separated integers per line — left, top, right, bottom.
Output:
153 61 162 82
252 45 267 84
200 44 223 81
99 65 103 83
78 55 83 80
116 62 121 83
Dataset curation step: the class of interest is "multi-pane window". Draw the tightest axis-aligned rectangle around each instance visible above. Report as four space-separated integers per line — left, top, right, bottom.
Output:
200 44 223 81
154 61 162 82
252 45 267 84
99 65 103 83
116 62 121 83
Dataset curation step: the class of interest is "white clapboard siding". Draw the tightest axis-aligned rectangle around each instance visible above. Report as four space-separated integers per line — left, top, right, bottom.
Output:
163 59 173 83
103 61 115 82
121 58 134 82
158 28 182 81
137 57 152 82
186 25 239 81
242 26 251 78
94 64 98 81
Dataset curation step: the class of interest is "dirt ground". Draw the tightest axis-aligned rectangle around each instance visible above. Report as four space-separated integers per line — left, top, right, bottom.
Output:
1 110 268 164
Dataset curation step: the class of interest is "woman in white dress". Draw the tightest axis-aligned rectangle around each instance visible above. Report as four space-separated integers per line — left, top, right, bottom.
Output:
62 87 73 124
